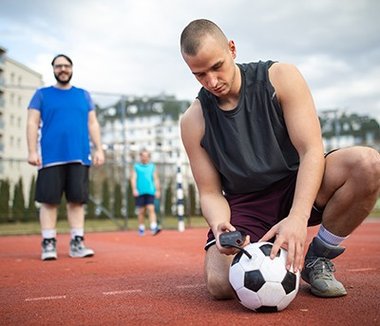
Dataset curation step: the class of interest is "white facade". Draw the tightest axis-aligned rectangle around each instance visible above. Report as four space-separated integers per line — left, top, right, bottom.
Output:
102 113 182 165
0 47 43 200
100 109 192 212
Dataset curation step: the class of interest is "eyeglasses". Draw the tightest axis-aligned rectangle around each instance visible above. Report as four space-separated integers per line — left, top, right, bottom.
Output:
53 64 72 69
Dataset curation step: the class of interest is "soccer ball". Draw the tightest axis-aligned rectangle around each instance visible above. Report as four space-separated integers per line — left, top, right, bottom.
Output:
229 242 300 312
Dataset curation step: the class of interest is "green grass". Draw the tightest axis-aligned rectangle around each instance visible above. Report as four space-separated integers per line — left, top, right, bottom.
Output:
0 216 208 236
1 208 379 236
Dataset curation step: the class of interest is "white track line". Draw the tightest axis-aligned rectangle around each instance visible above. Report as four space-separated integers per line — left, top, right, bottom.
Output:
347 267 376 272
103 289 142 295
25 284 205 302
25 295 66 302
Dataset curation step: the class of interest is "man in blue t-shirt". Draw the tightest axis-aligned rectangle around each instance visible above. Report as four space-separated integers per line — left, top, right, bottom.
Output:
27 54 105 261
131 149 161 236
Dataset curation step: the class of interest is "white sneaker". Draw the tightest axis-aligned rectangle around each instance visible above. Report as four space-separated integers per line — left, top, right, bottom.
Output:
41 238 57 261
69 236 94 258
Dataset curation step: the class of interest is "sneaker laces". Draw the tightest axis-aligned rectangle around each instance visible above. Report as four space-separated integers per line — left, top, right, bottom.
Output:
42 238 56 244
71 236 86 249
42 238 56 250
305 257 336 281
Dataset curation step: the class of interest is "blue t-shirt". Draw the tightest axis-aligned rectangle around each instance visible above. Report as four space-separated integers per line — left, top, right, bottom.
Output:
28 86 94 167
134 162 156 195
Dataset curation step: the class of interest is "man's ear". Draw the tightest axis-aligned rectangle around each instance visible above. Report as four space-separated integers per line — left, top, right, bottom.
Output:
228 40 237 59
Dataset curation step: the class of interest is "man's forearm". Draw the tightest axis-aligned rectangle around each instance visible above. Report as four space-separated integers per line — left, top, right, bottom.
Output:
200 192 231 231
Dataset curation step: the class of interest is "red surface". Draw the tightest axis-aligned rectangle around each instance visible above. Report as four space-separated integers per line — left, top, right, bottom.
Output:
0 220 379 326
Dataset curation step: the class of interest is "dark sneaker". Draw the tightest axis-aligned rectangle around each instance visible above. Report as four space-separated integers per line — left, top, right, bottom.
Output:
301 237 347 297
69 236 94 258
41 238 57 261
151 227 162 236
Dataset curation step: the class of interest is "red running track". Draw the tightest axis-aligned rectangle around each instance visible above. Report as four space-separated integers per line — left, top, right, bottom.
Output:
0 220 379 326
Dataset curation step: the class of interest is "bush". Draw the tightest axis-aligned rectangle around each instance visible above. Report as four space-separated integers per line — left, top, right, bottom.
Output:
12 178 25 222
0 179 10 222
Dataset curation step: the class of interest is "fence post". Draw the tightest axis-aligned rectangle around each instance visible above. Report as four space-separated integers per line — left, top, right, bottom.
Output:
120 96 129 229
176 162 185 232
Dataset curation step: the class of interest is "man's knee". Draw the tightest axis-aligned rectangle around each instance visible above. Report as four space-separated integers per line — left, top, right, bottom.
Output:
205 272 234 300
204 246 235 300
353 147 380 193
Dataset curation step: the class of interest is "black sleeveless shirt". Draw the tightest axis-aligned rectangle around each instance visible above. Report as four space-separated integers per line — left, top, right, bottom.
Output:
198 61 299 194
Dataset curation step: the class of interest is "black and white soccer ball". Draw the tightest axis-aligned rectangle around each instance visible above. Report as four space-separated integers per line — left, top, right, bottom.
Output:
229 242 300 312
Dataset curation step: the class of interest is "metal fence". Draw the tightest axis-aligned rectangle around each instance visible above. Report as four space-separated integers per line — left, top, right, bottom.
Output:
0 157 200 229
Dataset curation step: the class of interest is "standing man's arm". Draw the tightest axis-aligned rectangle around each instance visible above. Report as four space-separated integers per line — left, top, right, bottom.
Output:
88 110 105 167
153 168 161 199
261 63 325 271
180 100 249 254
130 166 138 197
27 109 42 167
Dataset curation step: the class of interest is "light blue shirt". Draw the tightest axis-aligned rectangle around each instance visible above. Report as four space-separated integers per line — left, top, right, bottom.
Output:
134 162 156 195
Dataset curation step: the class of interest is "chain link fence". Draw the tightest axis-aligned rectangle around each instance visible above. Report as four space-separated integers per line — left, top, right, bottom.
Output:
0 158 201 229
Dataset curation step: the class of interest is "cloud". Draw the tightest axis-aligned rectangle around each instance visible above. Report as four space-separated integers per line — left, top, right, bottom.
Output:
1 0 379 118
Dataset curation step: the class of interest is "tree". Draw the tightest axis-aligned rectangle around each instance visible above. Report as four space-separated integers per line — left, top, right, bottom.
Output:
100 179 110 219
25 176 37 222
187 183 197 216
12 178 25 222
127 179 135 218
0 179 10 223
319 110 380 144
113 182 122 218
164 178 173 217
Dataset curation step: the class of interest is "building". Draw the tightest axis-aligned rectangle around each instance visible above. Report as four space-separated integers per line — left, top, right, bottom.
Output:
0 46 43 201
98 96 194 215
100 96 189 167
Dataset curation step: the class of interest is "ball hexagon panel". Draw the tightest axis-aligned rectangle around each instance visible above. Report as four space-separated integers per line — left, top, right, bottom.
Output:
282 271 298 295
244 269 266 292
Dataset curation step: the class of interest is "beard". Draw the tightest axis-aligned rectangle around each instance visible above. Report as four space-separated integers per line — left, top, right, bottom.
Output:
54 71 73 85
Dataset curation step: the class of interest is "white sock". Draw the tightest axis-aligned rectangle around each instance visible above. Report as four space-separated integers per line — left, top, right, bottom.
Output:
150 222 157 230
42 229 56 239
317 224 348 247
138 224 145 231
71 228 84 239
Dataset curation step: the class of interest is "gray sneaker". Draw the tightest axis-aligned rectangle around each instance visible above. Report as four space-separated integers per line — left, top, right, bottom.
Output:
151 226 162 236
301 237 347 297
69 236 94 258
41 238 57 261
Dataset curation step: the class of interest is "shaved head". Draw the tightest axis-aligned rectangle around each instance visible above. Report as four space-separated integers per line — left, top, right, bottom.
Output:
180 19 229 56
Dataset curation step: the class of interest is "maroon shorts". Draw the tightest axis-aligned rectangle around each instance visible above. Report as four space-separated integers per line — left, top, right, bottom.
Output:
205 172 323 250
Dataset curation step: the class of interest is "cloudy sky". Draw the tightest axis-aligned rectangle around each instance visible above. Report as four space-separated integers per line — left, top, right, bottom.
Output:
1 0 380 118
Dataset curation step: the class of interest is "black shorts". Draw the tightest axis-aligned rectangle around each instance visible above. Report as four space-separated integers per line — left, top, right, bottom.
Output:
35 163 89 205
204 172 323 250
135 194 155 208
